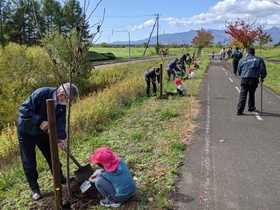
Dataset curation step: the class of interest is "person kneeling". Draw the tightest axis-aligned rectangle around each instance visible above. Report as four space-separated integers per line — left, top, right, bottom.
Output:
90 147 136 208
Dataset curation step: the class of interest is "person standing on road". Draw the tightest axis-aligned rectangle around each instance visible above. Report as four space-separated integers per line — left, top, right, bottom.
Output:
17 83 79 201
145 67 160 97
236 47 267 115
231 47 243 76
166 58 180 81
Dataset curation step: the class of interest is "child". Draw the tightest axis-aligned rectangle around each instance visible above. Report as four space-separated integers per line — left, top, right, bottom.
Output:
174 78 187 96
188 68 196 79
193 62 199 69
89 147 136 208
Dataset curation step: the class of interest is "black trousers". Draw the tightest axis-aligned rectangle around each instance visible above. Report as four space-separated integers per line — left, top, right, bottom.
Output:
145 77 157 96
18 130 62 182
232 60 239 74
237 78 259 113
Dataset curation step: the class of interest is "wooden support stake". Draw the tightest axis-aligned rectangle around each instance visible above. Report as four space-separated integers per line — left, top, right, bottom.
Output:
46 99 62 210
159 64 163 99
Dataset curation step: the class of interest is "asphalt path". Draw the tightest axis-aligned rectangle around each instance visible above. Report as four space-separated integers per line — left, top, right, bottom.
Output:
173 59 280 210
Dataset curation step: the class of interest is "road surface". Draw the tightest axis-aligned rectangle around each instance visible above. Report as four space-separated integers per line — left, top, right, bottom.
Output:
173 59 280 210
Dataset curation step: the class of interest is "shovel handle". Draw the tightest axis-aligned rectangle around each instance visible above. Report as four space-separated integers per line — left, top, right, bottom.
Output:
63 148 82 168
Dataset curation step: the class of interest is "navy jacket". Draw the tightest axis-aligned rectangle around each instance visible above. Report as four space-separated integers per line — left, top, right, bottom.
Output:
17 87 67 139
237 55 267 79
231 50 243 61
167 60 179 71
145 69 160 83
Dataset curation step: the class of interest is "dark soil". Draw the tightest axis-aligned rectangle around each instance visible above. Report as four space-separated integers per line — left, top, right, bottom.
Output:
28 181 103 210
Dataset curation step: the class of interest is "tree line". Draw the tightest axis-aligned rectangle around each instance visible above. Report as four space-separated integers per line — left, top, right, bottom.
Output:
0 0 90 47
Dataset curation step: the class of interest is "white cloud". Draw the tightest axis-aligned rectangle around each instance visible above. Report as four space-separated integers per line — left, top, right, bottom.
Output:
163 0 280 29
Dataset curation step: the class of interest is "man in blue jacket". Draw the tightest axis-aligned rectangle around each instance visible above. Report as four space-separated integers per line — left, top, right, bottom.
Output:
145 67 160 97
231 47 243 76
166 58 180 81
236 47 267 115
17 83 79 201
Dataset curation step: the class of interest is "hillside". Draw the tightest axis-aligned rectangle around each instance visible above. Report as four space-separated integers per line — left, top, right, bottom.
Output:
112 27 280 46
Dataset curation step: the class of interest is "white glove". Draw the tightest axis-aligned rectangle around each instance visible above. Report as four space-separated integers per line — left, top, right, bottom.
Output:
89 169 102 183
93 169 102 177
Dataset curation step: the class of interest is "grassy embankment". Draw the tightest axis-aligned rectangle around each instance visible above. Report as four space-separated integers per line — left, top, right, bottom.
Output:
0 47 208 209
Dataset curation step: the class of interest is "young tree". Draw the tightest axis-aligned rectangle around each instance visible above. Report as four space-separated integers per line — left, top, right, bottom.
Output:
225 19 259 49
191 28 214 57
257 24 272 54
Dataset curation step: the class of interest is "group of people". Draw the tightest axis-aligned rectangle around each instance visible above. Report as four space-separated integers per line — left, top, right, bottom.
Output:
17 82 136 207
145 53 198 97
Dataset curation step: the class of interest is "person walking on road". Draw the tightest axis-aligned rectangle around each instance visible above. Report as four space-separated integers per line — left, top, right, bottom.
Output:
17 83 79 201
231 47 243 76
236 47 267 115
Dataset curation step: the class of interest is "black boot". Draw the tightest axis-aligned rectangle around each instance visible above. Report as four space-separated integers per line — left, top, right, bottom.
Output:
28 180 41 201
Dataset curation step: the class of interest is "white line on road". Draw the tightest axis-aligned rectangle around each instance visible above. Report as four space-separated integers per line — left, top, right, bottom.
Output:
235 86 240 93
235 87 264 121
229 78 233 82
201 80 214 208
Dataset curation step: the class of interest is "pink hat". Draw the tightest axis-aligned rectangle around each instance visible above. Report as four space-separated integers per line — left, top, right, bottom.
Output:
188 68 193 73
90 147 120 172
174 78 182 85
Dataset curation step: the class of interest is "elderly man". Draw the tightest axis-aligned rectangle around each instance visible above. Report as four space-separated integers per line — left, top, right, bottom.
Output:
17 83 79 201
236 47 267 115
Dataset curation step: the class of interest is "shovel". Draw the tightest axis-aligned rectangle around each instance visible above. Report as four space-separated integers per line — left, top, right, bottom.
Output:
80 175 98 193
64 148 94 182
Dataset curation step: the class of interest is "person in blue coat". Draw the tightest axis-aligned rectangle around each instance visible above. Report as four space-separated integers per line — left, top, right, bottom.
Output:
166 58 180 80
17 83 79 201
236 47 267 115
145 67 160 97
231 47 243 76
90 147 136 208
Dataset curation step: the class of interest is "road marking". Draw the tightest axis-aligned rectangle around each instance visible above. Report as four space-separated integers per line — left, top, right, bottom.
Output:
229 78 233 82
236 86 240 93
254 112 263 121
201 80 214 208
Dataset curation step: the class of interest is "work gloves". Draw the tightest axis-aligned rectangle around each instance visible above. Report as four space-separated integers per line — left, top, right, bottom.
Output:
89 169 102 183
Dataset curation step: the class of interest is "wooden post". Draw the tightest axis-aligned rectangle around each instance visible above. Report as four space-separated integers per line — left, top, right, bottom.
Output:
159 64 163 99
46 99 62 210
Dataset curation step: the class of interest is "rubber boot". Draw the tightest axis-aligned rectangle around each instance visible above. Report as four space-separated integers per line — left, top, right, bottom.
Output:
28 180 41 201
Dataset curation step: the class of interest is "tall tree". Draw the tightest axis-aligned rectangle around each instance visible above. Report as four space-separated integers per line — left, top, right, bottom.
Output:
191 28 214 56
62 0 89 37
6 0 43 45
41 0 64 33
0 0 11 46
225 19 259 49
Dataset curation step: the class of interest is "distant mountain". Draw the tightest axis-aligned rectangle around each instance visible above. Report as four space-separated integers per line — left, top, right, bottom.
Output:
111 27 280 46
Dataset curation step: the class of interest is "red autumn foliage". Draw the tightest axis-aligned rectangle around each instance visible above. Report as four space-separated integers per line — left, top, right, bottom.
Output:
225 19 259 49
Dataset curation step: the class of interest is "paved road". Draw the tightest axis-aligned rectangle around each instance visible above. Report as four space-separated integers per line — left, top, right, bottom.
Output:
173 59 280 210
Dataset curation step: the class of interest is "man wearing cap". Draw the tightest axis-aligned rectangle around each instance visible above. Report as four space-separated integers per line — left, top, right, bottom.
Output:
90 147 136 208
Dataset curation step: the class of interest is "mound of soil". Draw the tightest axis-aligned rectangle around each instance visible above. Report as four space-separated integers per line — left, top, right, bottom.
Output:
29 181 103 210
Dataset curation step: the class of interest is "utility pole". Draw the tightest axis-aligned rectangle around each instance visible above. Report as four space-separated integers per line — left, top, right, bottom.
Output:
143 14 160 56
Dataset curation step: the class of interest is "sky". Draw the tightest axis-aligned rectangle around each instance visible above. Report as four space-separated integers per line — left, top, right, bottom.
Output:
82 0 280 44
